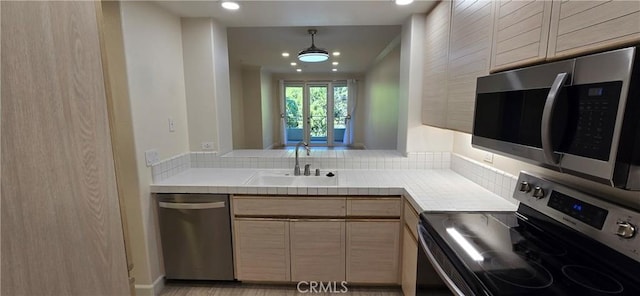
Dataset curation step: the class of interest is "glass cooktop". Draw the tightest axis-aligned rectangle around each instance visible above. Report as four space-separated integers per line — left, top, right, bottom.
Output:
421 206 640 296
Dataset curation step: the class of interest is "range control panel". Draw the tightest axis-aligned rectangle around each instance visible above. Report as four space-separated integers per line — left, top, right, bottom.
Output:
514 172 639 262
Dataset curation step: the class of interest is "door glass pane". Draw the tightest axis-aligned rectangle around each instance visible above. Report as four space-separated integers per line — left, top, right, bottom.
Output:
285 86 304 143
309 86 328 144
333 85 348 144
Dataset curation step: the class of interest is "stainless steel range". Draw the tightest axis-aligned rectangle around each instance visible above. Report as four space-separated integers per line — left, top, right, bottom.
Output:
417 171 639 295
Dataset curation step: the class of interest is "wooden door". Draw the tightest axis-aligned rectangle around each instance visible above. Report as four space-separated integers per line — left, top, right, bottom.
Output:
290 220 346 282
547 0 640 59
490 0 553 72
234 219 291 281
346 220 400 284
1 1 130 295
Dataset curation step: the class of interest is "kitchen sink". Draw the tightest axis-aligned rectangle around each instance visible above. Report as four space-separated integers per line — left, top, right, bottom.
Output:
245 170 338 187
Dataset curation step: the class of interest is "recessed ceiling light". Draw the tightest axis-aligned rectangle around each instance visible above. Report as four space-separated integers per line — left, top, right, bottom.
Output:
332 51 341 56
332 69 337 72
290 62 297 66
296 69 302 72
332 62 339 66
282 52 290 57
395 0 414 5
221 1 240 10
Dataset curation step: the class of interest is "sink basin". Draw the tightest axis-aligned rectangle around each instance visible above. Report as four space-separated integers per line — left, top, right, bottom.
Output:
245 170 338 186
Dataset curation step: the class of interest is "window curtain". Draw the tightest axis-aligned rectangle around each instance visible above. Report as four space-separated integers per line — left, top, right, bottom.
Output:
342 79 357 145
279 80 288 146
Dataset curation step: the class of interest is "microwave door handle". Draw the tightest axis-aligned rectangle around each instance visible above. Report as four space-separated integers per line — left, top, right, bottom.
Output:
541 72 568 165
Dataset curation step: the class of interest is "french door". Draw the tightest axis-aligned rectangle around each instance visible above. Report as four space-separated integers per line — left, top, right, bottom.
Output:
284 82 348 146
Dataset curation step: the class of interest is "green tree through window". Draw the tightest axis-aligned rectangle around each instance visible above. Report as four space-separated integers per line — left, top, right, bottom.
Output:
284 83 349 143
285 87 303 128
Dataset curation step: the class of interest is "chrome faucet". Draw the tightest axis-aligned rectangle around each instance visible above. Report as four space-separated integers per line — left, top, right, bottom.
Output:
294 141 310 176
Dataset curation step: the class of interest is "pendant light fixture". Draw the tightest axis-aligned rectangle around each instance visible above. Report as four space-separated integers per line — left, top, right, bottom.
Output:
298 29 329 63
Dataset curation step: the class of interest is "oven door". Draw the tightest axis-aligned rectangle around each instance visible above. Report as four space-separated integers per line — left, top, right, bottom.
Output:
417 221 475 296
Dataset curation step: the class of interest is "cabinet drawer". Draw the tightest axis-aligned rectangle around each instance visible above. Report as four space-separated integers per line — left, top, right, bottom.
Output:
346 197 401 217
233 196 346 217
404 200 419 240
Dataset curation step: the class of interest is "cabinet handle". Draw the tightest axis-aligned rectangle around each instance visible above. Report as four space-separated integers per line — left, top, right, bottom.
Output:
159 201 225 210
290 218 345 222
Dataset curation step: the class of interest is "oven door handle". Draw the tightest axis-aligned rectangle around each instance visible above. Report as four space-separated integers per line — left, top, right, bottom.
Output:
541 72 568 166
418 225 466 296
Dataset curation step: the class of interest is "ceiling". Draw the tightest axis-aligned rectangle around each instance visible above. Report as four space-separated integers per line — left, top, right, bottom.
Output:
227 26 401 74
154 1 437 74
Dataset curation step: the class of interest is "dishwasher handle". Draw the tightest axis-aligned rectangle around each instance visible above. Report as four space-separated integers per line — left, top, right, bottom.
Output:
159 201 225 210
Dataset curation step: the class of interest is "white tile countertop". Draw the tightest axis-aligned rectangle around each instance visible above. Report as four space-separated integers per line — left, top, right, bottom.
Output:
151 168 518 213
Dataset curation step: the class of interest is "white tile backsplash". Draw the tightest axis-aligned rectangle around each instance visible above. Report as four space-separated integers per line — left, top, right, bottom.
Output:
181 150 451 171
151 152 191 182
451 153 518 204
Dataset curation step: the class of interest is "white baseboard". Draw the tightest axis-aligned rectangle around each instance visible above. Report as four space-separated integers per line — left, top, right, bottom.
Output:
135 275 165 296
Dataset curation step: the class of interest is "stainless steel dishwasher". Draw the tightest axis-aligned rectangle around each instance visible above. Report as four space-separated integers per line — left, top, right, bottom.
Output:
156 194 234 280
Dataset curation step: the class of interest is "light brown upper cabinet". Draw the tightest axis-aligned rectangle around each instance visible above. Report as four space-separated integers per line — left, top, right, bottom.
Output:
446 0 496 133
422 0 452 129
547 0 640 60
421 0 496 133
490 0 553 72
422 0 640 133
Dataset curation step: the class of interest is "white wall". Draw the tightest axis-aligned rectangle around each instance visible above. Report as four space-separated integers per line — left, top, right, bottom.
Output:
181 18 218 151
120 0 189 290
241 65 263 148
362 45 400 149
229 59 246 149
398 14 454 154
260 70 275 148
210 20 234 154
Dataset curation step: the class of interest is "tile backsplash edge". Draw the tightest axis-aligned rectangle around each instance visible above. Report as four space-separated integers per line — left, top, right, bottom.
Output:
151 151 452 182
188 151 451 170
151 152 193 183
451 153 519 205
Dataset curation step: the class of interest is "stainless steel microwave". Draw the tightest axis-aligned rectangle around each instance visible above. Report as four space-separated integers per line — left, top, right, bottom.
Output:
472 47 640 190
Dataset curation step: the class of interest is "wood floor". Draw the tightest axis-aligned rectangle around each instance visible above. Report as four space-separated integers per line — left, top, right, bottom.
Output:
159 282 403 296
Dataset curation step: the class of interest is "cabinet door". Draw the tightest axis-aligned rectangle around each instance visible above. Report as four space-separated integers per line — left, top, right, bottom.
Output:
490 0 553 72
346 221 400 284
447 0 496 133
290 220 346 282
401 225 418 296
234 219 290 281
422 0 452 128
548 0 640 59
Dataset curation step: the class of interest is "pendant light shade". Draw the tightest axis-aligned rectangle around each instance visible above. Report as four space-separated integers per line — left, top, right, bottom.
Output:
298 29 329 63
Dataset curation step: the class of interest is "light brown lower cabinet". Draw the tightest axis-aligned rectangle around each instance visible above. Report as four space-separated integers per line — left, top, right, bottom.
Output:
401 225 418 296
290 220 346 282
346 220 400 284
234 219 291 281
232 195 402 284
